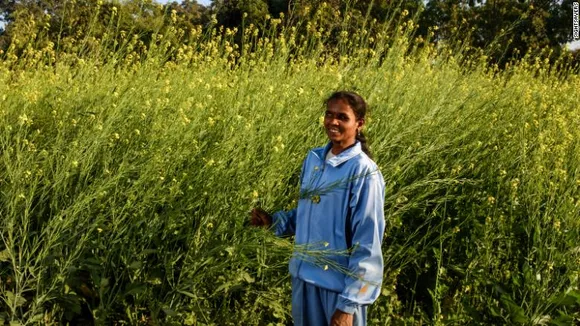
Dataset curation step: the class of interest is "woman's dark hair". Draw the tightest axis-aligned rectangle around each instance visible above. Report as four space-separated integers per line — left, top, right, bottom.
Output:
325 91 373 159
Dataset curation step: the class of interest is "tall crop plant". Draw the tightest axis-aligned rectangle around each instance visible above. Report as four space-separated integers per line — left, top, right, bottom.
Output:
0 2 579 325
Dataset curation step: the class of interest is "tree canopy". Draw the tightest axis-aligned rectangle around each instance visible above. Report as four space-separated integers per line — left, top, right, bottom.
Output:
0 0 577 66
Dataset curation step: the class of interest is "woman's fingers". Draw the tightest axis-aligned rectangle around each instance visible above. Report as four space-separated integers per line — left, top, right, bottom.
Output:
258 209 272 226
250 208 271 227
250 209 262 226
250 208 263 226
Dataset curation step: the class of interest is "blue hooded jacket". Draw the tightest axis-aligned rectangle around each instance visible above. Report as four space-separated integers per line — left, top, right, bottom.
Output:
272 141 386 314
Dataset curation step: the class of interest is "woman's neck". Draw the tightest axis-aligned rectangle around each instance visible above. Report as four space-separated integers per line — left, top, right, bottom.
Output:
330 140 357 155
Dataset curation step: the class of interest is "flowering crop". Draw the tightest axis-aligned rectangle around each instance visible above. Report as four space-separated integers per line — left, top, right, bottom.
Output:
0 4 579 325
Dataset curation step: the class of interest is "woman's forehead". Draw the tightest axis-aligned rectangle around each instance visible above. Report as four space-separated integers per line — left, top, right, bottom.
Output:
326 99 354 114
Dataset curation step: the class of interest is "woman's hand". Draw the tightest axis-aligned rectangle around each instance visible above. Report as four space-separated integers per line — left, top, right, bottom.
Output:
330 310 354 326
250 207 272 227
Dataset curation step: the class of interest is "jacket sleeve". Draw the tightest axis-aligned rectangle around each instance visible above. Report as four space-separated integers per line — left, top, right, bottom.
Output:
271 156 308 237
336 168 386 314
272 209 297 237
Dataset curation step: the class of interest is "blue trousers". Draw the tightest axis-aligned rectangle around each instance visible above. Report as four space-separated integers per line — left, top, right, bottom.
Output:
292 277 367 326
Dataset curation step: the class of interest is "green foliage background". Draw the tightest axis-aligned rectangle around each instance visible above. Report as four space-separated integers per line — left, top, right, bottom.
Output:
0 2 579 325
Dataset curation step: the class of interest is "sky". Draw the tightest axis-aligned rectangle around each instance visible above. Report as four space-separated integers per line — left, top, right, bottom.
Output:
156 0 211 6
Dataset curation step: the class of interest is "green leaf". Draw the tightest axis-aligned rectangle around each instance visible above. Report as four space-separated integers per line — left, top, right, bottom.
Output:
124 283 147 296
0 249 11 262
489 306 501 317
550 289 580 307
511 275 521 288
500 294 528 324
549 313 574 326
184 313 197 326
241 271 255 283
448 264 466 277
177 290 196 299
214 282 230 294
567 289 580 304
62 294 82 314
162 306 177 317
6 291 26 308
100 278 109 288
28 314 44 323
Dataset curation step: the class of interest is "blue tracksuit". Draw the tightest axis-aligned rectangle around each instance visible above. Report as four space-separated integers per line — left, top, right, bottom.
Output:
272 141 386 325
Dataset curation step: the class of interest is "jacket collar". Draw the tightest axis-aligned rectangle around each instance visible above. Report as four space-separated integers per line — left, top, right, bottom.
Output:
313 141 363 167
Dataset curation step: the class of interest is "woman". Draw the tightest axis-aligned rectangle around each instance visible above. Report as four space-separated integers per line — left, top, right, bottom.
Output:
251 91 386 326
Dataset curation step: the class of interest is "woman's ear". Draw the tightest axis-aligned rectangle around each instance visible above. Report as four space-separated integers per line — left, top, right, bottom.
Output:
358 118 365 129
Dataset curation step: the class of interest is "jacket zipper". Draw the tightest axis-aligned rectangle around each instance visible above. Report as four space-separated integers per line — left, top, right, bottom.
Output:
297 156 326 279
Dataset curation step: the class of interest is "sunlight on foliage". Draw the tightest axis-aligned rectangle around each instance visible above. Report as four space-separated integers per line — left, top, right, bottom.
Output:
0 2 579 325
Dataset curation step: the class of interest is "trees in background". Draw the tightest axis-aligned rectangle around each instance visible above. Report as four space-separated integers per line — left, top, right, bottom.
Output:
0 0 206 50
0 0 577 66
420 0 576 66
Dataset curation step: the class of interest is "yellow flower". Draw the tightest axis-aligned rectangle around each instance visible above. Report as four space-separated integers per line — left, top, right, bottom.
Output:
18 114 32 126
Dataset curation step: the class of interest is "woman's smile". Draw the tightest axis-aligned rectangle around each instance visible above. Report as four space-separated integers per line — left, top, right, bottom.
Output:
327 126 341 135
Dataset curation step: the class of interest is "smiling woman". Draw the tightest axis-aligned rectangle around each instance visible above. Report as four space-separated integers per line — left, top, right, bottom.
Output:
251 91 385 326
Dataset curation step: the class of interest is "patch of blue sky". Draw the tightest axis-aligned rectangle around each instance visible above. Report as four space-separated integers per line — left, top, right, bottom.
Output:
156 0 211 6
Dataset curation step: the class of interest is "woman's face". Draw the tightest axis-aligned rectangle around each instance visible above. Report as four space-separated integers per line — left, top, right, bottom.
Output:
324 99 363 149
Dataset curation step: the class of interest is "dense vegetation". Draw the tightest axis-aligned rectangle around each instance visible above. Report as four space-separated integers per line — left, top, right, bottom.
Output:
1 0 579 66
0 1 579 325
